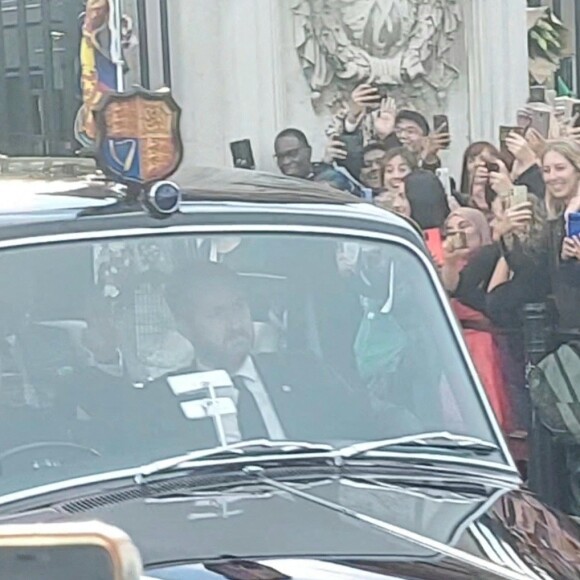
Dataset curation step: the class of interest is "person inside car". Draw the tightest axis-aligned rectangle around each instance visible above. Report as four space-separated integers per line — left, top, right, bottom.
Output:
141 260 380 454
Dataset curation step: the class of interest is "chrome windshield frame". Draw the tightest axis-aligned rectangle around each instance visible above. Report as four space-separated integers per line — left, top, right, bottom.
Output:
0 221 519 480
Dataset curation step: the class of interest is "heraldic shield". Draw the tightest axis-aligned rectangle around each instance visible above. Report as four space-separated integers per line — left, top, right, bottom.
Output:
95 87 183 186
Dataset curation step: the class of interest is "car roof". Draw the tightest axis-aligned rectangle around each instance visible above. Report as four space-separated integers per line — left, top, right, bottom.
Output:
0 160 423 248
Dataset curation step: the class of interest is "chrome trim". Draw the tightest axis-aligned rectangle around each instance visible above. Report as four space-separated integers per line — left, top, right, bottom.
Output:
147 181 181 215
0 447 518 508
172 451 519 481
0 467 141 507
0 222 518 475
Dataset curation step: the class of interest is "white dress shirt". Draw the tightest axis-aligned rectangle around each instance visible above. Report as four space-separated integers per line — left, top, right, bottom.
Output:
199 356 286 444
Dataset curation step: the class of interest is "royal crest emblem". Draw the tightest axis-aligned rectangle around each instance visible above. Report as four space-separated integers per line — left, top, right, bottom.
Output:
95 87 183 186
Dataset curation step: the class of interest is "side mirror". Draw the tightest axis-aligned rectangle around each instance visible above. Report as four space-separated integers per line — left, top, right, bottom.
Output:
0 521 142 579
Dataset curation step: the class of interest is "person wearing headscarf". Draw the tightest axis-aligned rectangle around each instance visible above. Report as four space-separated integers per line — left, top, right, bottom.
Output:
442 207 513 435
403 170 450 266
441 207 493 304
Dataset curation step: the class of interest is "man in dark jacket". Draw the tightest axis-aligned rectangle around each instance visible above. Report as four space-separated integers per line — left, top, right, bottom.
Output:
273 128 367 197
137 261 378 456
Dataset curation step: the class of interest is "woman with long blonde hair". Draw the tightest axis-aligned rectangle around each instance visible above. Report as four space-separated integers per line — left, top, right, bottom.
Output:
542 141 580 219
540 141 580 331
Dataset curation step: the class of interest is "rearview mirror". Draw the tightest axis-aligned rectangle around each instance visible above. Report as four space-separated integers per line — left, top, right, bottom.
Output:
0 521 142 579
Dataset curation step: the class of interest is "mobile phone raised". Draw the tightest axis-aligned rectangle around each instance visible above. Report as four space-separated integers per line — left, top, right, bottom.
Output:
433 115 450 149
374 84 389 101
529 109 551 137
0 522 142 580
567 212 580 238
573 103 580 128
450 231 468 251
529 85 546 103
511 184 529 207
499 126 525 154
230 139 255 170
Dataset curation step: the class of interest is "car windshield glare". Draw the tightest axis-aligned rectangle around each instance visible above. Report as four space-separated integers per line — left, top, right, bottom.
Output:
0 231 505 494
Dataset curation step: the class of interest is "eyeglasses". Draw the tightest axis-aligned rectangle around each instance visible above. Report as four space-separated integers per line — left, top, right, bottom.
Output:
362 158 384 169
395 126 422 137
273 147 306 162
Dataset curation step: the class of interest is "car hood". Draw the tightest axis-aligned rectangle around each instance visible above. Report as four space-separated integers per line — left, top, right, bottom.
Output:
0 466 579 579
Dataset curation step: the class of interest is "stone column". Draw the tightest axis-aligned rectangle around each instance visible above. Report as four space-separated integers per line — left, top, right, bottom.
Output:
463 0 530 144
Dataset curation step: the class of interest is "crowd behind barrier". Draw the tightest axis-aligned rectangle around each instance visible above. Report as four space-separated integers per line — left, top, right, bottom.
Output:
267 84 580 514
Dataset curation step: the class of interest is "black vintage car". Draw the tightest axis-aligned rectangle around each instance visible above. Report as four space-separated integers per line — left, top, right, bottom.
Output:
0 159 578 579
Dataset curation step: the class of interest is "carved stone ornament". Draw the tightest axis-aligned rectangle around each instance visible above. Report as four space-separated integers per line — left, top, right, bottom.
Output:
292 0 462 109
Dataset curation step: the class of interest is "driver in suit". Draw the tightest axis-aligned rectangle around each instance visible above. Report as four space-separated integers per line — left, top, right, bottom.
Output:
139 260 378 456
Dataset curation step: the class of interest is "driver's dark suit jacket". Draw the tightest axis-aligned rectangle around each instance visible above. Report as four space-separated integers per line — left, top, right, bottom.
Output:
135 351 380 459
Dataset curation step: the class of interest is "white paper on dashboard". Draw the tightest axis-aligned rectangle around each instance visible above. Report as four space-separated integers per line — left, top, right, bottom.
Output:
167 370 234 396
180 397 237 420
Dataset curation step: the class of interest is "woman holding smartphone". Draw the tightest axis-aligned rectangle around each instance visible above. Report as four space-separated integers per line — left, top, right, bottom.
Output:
541 141 580 331
441 208 513 433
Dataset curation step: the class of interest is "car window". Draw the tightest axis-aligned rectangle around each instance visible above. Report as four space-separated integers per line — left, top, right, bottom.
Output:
0 232 504 494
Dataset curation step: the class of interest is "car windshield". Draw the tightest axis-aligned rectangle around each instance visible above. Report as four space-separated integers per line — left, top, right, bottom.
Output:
0 230 505 495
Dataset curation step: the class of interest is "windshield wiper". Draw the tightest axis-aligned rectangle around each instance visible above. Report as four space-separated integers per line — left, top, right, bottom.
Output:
338 432 499 459
135 432 499 484
134 439 336 483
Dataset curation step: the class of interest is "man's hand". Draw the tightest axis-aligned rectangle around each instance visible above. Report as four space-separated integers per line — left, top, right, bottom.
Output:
323 135 348 164
373 97 397 139
421 131 449 162
561 236 580 261
348 84 381 122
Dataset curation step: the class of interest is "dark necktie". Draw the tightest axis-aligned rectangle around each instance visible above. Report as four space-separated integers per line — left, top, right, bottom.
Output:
232 376 269 440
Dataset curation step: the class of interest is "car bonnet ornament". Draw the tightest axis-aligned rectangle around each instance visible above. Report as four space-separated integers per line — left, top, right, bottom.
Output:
94 86 183 213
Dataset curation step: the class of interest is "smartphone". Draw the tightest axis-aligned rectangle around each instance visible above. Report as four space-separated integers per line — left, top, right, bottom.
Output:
499 126 525 153
529 109 551 137
435 167 452 197
573 103 580 128
433 114 450 149
516 108 532 130
503 184 528 211
554 96 574 117
485 161 500 174
511 184 528 206
567 212 580 237
450 231 467 251
424 228 444 267
230 139 255 170
337 131 364 179
374 84 389 101
529 85 546 103
0 522 141 580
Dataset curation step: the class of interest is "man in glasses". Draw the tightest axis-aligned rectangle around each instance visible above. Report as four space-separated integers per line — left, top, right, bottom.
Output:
273 128 367 198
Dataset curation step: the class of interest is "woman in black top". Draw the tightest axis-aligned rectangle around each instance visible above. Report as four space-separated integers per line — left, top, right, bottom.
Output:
540 141 580 332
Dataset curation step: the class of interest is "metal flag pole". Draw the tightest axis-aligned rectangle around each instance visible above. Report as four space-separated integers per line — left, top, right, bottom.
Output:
204 382 228 448
109 0 125 92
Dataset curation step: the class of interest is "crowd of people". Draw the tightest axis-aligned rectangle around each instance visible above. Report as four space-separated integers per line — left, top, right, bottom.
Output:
270 83 580 513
